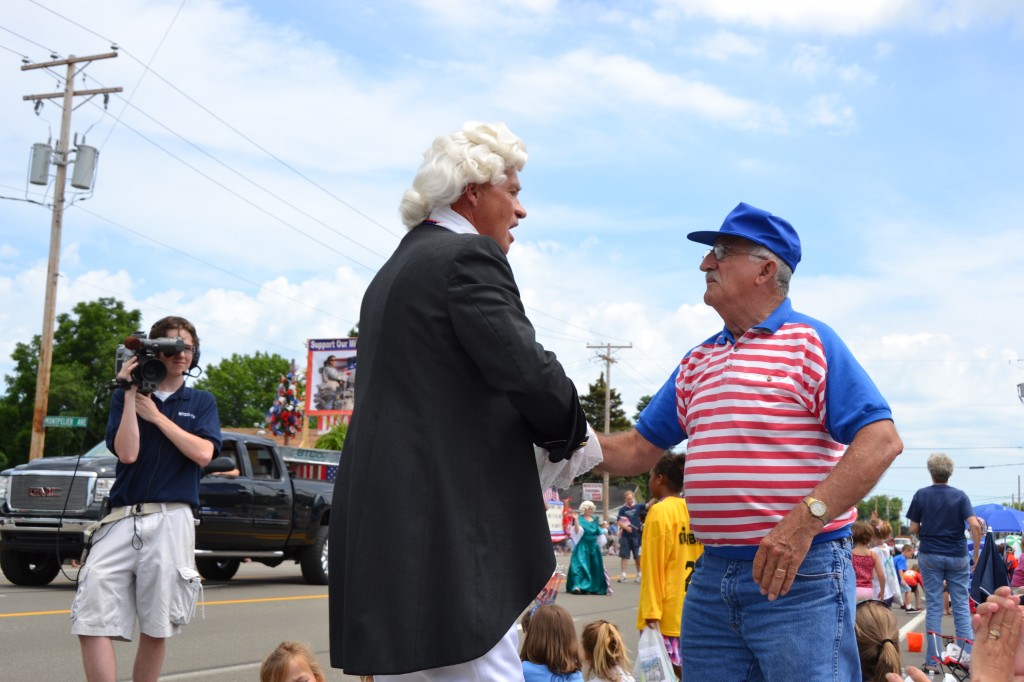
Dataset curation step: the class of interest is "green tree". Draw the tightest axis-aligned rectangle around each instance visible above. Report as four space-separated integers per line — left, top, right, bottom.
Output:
0 298 142 464
634 394 652 421
856 494 905 532
580 373 632 434
578 373 639 490
193 352 292 427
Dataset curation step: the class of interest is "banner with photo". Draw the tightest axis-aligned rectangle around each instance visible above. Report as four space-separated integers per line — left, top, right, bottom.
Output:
306 338 357 416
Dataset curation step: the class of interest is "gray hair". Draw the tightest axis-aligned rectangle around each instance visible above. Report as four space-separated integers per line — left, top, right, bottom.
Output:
398 121 527 229
927 452 954 483
750 244 792 297
579 500 597 515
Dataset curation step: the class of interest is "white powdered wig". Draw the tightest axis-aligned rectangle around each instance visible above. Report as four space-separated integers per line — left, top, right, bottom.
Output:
399 121 527 229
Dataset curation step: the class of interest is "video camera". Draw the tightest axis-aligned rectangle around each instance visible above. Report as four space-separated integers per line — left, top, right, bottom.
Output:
114 332 186 393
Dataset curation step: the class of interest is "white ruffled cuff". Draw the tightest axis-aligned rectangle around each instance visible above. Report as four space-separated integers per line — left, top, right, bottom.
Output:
535 423 603 490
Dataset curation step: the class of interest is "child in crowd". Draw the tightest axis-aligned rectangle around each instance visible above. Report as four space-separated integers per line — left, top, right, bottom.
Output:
897 546 922 612
1006 546 1018 582
893 542 911 609
519 604 584 682
636 452 701 681
871 522 902 605
604 517 619 556
581 620 634 682
852 520 887 602
855 599 903 682
260 641 326 682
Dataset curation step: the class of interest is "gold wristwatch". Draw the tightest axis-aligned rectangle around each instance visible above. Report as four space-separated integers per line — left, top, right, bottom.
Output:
803 496 829 525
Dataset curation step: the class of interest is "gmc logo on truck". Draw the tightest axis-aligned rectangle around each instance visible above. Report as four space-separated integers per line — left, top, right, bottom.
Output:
27 487 62 498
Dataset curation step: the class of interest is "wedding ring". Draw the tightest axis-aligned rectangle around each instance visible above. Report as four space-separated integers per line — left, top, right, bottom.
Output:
774 568 787 575
988 628 1002 640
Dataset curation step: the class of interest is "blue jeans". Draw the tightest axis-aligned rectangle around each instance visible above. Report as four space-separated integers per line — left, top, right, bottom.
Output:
681 538 858 682
917 552 973 668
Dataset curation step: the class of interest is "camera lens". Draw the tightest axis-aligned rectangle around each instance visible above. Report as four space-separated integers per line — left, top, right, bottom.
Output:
137 358 167 387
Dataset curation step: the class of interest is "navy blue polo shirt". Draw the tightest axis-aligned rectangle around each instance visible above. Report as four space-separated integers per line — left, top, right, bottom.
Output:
106 384 221 508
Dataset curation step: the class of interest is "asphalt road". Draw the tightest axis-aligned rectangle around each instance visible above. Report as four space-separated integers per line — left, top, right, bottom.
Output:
0 553 959 680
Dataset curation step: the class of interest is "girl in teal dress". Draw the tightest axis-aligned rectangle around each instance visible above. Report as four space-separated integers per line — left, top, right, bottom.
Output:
567 500 609 595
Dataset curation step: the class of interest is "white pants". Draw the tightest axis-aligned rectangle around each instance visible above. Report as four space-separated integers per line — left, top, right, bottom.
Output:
376 624 524 682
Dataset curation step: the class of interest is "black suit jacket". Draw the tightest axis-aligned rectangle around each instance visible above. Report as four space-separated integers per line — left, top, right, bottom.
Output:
328 224 586 674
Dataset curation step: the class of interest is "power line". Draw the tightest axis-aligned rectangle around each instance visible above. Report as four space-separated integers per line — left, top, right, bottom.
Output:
524 305 628 343
98 94 389 262
0 23 59 57
13 9 397 267
71 203 359 328
82 107 384 273
26 0 402 240
0 40 30 60
8 15 642 348
99 0 186 152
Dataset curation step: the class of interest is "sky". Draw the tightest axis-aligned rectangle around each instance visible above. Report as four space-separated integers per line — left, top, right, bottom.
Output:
1 0 1022 520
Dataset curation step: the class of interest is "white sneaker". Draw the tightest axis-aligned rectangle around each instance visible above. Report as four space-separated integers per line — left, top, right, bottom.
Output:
635 572 642 583
618 573 628 583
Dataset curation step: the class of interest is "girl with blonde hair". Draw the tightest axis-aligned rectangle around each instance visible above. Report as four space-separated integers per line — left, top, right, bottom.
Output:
260 641 326 682
581 620 634 682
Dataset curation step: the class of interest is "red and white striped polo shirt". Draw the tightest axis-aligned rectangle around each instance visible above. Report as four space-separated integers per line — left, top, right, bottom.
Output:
636 300 893 556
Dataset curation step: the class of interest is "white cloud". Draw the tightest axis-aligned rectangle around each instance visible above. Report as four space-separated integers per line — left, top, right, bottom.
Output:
500 49 787 132
790 44 875 85
804 94 857 133
411 0 559 29
690 30 763 62
652 0 1024 35
654 0 918 33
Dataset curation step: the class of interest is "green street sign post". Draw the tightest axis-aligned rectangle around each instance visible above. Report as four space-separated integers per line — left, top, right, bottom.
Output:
42 416 88 428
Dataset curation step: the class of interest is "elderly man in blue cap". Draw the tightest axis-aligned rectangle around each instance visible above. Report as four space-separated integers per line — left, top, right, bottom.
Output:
598 203 903 681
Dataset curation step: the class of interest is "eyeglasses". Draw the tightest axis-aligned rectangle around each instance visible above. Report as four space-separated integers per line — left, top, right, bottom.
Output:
856 599 891 610
704 243 768 262
162 345 196 357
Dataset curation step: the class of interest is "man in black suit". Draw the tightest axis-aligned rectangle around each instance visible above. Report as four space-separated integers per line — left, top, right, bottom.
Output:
329 121 596 679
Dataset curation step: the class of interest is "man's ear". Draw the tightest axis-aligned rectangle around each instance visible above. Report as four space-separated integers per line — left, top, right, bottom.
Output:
757 258 778 285
463 183 481 206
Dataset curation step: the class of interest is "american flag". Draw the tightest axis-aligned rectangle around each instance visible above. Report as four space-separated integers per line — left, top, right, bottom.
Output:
292 464 318 479
325 465 338 482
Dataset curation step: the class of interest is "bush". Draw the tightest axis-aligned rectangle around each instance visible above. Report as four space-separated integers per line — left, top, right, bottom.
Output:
314 421 348 451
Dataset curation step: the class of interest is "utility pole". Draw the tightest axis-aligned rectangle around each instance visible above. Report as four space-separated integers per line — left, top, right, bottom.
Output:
22 52 121 460
586 342 632 519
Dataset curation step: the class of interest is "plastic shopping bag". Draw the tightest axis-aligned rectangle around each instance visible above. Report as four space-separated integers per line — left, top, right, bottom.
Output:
633 624 676 682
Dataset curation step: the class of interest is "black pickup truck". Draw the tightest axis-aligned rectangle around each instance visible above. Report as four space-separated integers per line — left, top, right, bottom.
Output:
0 432 335 586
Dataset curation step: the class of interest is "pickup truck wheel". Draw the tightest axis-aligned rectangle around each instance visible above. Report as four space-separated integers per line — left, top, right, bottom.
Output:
0 549 61 586
195 558 241 581
300 526 329 585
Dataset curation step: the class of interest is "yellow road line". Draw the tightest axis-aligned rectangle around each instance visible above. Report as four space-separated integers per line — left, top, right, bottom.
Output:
0 593 327 618
0 608 71 617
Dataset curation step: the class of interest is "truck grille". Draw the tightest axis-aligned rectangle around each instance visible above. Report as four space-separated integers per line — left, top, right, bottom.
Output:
8 473 93 513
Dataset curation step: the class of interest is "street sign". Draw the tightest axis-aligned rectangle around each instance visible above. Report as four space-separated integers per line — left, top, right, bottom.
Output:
42 416 88 428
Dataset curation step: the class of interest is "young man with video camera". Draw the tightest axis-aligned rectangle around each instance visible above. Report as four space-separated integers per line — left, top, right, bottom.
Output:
71 315 221 682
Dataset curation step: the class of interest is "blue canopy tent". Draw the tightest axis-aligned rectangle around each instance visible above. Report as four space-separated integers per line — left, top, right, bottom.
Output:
973 504 1024 533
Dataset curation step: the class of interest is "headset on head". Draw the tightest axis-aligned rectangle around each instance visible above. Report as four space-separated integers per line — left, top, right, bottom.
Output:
150 317 201 372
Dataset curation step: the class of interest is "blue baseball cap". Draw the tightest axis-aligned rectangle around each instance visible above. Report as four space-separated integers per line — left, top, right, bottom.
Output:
687 202 802 272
